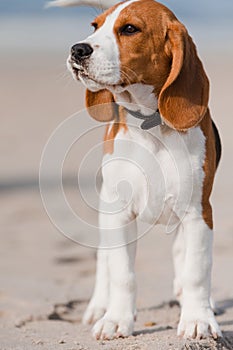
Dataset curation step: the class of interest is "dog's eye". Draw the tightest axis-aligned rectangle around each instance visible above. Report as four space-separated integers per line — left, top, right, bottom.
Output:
119 24 140 36
91 22 98 31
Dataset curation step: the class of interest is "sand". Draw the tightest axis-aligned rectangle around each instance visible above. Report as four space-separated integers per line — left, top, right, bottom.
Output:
0 38 233 349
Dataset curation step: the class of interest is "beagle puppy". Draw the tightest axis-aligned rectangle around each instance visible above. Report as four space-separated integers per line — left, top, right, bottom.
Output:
50 0 222 341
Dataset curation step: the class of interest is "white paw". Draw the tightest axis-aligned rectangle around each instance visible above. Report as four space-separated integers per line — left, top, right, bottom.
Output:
92 313 134 340
82 302 106 325
178 307 222 339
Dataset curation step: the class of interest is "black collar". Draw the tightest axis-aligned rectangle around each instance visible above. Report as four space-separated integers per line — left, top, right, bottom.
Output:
124 107 162 130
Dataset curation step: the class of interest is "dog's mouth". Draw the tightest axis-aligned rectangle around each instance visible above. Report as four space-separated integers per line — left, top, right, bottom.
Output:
68 60 85 77
69 61 103 85
68 58 123 88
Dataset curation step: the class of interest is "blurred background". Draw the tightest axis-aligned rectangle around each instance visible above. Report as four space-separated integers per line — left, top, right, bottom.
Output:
0 1 233 348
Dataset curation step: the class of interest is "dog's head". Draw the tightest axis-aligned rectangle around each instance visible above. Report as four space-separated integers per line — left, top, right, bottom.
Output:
67 0 209 130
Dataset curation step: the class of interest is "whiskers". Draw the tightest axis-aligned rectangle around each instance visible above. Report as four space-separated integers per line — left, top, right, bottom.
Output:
56 66 74 89
120 65 138 85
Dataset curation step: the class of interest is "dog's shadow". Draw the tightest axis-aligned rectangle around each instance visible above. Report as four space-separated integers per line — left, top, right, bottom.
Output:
133 300 179 336
133 325 173 336
217 298 233 317
217 299 233 349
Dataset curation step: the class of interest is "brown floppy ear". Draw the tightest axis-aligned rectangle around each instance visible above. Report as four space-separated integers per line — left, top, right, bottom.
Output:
86 89 117 122
158 22 209 131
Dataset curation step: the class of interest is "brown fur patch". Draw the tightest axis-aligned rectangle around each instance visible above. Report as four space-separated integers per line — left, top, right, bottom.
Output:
200 110 218 229
86 89 116 122
103 106 128 154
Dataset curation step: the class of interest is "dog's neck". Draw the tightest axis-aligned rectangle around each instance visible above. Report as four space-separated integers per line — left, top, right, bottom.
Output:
109 83 158 116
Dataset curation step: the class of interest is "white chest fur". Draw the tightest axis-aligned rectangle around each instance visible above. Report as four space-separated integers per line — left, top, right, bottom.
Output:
101 123 206 230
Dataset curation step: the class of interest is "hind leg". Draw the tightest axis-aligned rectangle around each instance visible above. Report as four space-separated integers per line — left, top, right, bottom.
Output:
172 221 219 314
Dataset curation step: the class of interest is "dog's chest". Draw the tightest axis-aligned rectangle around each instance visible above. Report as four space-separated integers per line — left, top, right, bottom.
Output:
101 124 206 225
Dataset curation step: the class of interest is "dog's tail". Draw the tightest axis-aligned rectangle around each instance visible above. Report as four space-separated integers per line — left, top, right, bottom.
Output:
46 0 120 9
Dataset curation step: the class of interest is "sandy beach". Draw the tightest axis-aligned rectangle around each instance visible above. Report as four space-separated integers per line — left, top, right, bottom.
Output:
1 10 233 350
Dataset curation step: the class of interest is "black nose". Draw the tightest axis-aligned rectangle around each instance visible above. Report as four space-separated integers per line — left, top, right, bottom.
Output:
71 43 93 61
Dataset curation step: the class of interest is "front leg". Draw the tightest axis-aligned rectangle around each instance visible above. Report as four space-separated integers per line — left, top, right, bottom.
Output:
82 248 109 325
178 210 222 339
92 186 137 340
172 225 185 304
